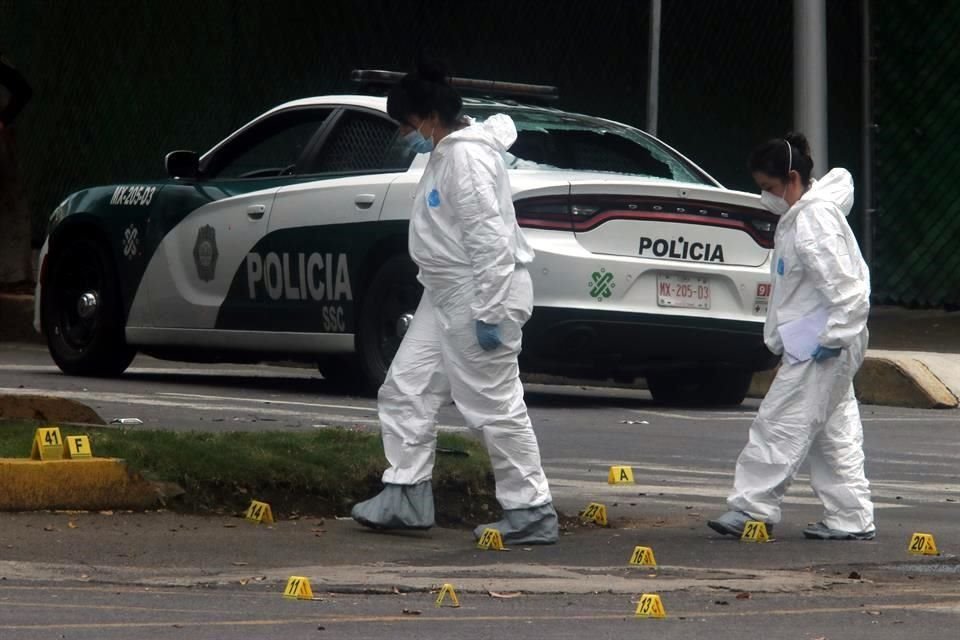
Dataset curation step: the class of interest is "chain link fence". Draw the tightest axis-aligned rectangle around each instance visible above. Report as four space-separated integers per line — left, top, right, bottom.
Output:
871 0 960 308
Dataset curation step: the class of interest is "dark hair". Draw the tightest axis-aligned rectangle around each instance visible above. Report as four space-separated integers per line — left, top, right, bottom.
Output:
386 59 463 127
748 132 814 187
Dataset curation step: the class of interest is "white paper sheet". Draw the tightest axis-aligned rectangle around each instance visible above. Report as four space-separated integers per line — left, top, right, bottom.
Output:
778 308 829 364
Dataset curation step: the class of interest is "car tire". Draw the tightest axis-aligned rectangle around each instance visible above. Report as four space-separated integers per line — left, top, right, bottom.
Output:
42 235 135 377
646 368 753 407
320 254 422 395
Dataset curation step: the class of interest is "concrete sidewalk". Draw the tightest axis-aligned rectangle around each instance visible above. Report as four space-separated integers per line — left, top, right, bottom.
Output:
0 510 949 597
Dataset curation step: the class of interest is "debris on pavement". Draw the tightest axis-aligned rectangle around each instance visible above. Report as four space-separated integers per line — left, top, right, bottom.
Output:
736 592 752 600
488 590 523 599
110 418 143 425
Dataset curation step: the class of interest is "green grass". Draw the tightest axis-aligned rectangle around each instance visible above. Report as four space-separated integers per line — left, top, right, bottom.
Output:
0 421 497 523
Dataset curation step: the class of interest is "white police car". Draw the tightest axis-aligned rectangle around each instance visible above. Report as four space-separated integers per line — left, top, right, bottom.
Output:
35 71 777 404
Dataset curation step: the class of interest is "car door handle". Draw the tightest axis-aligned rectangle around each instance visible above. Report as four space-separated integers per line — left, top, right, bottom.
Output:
246 204 266 220
354 194 377 210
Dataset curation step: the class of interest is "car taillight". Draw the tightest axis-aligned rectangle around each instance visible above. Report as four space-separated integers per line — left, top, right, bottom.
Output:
515 196 575 231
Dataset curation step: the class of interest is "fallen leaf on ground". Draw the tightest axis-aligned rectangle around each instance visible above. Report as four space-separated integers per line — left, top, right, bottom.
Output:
223 524 238 528
67 521 78 529
232 562 248 566
714 600 729 605
848 571 862 580
736 592 751 600
402 609 422 615
865 610 882 616
43 526 55 532
488 591 522 599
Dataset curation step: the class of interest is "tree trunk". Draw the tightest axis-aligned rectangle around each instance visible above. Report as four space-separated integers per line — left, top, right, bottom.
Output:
0 128 32 285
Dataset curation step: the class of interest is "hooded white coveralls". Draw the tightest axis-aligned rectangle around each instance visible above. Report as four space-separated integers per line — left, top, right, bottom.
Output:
378 114 553 511
727 168 875 533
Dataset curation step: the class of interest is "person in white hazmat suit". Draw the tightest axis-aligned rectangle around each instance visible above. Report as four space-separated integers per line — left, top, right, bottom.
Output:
351 64 558 544
708 133 875 541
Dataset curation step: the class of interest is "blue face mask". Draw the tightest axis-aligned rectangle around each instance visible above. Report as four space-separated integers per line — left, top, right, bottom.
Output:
403 124 434 154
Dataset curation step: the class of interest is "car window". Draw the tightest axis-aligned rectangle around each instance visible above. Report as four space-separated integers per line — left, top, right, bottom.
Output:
308 110 414 174
206 108 332 180
465 107 711 185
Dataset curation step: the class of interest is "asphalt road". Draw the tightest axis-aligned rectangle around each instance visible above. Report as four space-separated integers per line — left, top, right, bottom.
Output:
1 343 958 638
3 584 959 640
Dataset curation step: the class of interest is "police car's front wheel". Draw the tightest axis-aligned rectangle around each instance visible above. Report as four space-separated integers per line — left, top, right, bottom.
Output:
646 368 752 407
43 235 135 377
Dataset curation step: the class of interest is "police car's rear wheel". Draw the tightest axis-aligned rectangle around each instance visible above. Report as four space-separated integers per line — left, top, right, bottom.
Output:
352 254 422 393
646 368 752 406
43 236 135 376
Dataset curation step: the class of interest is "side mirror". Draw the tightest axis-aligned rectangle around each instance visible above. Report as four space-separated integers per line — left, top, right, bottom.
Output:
165 150 199 179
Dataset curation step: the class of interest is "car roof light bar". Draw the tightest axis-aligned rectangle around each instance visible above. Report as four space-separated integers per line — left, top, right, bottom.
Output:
350 69 559 103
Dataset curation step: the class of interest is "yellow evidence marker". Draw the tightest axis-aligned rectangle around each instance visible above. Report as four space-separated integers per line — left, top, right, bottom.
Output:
629 546 657 567
64 435 93 459
741 520 771 543
435 583 461 608
634 593 666 618
282 576 314 600
579 502 608 526
477 528 506 551
30 426 64 460
245 500 275 525
908 533 939 556
608 465 635 484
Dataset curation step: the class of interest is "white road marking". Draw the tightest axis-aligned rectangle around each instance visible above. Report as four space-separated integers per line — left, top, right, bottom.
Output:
628 408 954 423
156 392 376 413
0 363 319 378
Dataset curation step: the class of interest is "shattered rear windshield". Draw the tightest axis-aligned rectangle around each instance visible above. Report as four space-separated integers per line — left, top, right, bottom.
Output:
465 107 712 185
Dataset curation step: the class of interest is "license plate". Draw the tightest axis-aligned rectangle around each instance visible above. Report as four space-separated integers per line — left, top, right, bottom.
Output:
656 273 711 309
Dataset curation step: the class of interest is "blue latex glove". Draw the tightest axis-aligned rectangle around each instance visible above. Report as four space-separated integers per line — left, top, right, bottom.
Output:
476 321 502 351
811 345 842 361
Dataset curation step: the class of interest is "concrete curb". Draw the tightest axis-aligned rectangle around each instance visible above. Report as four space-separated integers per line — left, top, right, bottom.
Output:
0 458 159 511
749 355 960 410
856 356 958 409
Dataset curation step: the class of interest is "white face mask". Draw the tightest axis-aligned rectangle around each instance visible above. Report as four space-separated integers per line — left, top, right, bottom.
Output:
760 190 790 216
